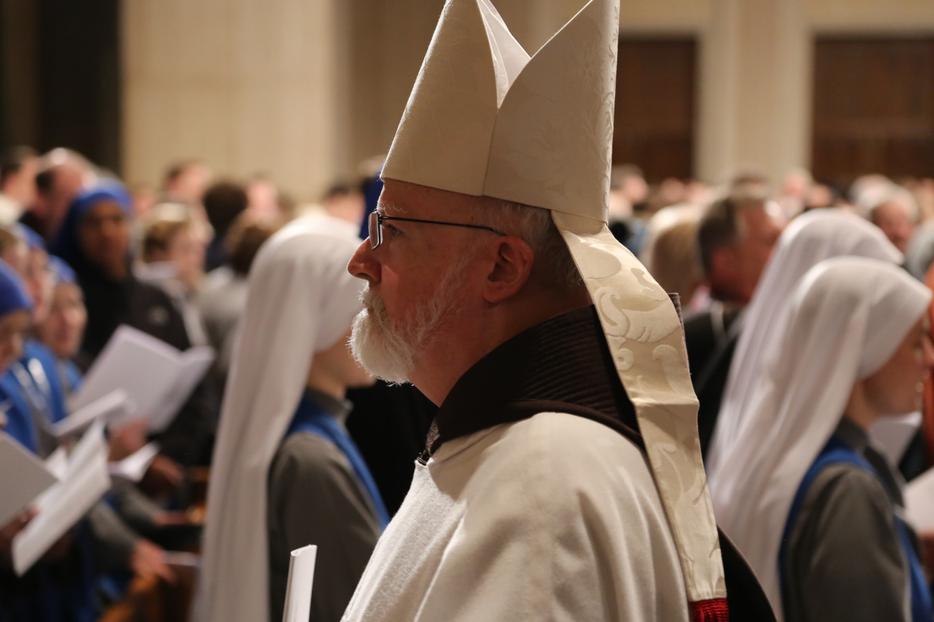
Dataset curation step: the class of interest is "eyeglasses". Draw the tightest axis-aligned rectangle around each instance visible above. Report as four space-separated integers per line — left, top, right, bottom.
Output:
367 210 505 250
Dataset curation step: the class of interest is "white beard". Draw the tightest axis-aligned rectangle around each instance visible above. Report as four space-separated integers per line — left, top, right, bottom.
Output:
350 258 468 384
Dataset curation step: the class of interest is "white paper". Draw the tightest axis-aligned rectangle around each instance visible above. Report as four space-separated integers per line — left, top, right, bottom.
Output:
12 422 111 575
163 550 200 568
281 545 318 622
109 442 160 482
149 347 214 432
906 466 934 532
0 433 59 527
68 325 214 433
44 447 68 480
870 412 921 466
53 390 135 439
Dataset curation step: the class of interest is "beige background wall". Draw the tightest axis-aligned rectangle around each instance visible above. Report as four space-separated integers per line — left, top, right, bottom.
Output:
122 0 934 200
122 0 353 200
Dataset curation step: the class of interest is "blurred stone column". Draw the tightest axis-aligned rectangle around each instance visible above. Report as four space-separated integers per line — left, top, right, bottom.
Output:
122 0 354 201
697 0 810 186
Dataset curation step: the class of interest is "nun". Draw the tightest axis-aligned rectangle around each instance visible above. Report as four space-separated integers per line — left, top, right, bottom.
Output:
197 214 387 622
35 256 84 395
51 181 216 466
706 209 903 471
713 257 934 621
0 261 99 622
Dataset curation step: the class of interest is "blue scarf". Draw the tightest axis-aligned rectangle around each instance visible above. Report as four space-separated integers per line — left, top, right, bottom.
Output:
286 392 390 529
781 435 933 622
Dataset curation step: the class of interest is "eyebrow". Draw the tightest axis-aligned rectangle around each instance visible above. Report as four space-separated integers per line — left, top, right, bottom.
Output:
376 199 406 216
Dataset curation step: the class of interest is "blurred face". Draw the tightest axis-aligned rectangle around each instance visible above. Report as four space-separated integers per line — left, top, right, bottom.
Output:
49 164 87 227
872 201 914 253
732 205 783 303
0 310 31 373
246 180 281 220
23 248 52 324
78 201 130 278
167 226 205 290
37 282 86 359
864 317 934 416
4 157 38 206
169 165 212 204
1 241 29 276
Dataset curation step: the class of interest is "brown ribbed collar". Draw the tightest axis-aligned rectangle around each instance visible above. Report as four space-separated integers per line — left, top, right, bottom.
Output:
423 305 640 459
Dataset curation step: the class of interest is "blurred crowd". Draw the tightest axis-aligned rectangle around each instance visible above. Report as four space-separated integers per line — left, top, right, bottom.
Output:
2 143 934 621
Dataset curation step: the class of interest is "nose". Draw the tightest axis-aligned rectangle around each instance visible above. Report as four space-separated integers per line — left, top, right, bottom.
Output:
347 239 380 285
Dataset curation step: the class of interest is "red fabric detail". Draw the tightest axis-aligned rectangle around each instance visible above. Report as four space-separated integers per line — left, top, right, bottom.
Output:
690 598 729 622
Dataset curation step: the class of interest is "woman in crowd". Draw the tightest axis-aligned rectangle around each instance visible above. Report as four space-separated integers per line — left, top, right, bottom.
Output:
51 181 216 466
198 214 386 622
0 261 99 622
138 202 211 346
712 257 933 621
52 183 191 359
35 257 84 394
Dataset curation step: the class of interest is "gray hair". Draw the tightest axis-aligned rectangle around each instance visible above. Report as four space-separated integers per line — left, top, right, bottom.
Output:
471 199 584 292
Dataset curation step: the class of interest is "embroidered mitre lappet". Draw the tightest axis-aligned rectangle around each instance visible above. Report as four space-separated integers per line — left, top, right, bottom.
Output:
381 0 728 618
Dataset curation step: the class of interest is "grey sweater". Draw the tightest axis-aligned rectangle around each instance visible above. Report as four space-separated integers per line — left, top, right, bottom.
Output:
781 418 913 622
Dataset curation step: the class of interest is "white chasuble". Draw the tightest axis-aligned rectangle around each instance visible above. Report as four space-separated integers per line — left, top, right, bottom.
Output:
342 412 688 622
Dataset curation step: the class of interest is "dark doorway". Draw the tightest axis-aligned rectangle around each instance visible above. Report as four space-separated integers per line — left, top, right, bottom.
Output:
0 0 121 172
614 37 696 182
811 36 934 186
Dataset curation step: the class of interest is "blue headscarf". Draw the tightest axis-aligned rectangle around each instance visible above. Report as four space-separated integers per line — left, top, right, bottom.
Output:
0 260 32 317
51 181 132 269
48 255 77 286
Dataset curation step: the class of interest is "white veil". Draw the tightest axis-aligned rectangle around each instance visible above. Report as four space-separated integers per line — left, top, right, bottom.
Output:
195 214 365 622
710 256 930 619
706 210 903 475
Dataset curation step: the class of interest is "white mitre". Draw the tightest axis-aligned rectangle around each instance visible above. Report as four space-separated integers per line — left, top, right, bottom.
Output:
382 0 728 614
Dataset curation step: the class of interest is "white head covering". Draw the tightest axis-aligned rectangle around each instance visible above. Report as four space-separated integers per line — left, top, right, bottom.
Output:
710 256 930 619
707 209 903 475
382 0 727 609
195 214 364 622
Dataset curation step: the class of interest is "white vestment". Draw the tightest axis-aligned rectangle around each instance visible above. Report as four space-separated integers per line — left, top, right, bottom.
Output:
342 412 689 622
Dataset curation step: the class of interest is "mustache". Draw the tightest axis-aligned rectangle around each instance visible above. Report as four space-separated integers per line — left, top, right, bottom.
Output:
360 287 382 314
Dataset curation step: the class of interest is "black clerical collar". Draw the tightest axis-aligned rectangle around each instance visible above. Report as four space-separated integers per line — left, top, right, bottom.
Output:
424 305 639 459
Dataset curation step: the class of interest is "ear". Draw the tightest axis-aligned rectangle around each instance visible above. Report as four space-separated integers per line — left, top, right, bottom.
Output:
481 236 535 304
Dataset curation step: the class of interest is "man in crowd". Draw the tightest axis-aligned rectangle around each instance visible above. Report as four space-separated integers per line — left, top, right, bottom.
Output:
342 0 769 620
869 193 915 253
686 188 783 455
25 147 95 242
161 159 212 206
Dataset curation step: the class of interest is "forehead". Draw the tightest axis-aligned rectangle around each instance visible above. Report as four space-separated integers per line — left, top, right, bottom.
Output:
0 309 30 330
379 179 473 218
83 200 125 220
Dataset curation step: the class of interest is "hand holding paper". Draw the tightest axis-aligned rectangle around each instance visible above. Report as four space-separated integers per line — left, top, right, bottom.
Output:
68 326 214 433
0 432 58 527
11 421 111 575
